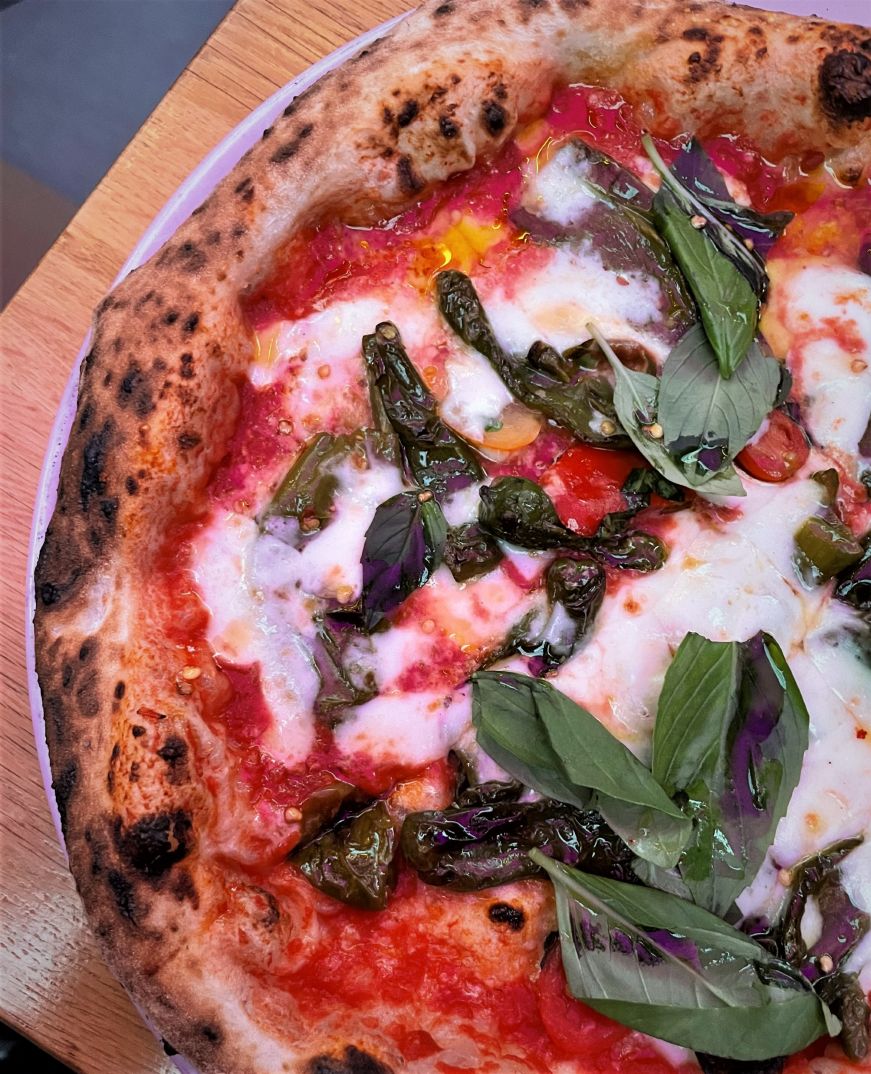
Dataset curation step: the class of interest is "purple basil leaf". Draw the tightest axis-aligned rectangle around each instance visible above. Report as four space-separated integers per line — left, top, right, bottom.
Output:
672 139 794 260
360 490 446 630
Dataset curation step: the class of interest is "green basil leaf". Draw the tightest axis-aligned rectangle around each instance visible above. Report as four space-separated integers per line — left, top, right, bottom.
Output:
653 187 759 378
260 429 393 539
654 631 810 916
533 852 830 1061
589 323 746 498
658 324 781 478
360 491 446 630
652 632 740 795
473 671 690 867
363 321 484 498
436 269 623 444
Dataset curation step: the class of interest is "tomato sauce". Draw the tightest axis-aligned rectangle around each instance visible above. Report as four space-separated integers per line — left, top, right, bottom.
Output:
148 84 871 1070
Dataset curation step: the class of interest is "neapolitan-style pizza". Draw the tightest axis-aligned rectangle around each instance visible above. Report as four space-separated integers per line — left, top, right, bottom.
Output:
34 0 871 1071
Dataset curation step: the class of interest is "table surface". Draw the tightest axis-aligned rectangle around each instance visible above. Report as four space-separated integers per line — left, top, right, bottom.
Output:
0 1 403 1071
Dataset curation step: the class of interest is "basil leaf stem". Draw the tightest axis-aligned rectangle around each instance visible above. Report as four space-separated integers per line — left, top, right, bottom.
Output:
532 852 830 1060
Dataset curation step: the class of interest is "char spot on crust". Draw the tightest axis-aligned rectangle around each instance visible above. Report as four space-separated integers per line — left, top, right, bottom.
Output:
53 762 78 830
118 364 154 418
163 310 180 326
114 680 126 700
162 241 207 273
179 352 195 379
439 114 459 138
178 432 202 450
235 176 254 203
433 2 454 14
107 868 138 922
161 1040 179 1057
125 475 139 495
100 498 118 525
819 50 871 122
481 99 507 135
116 810 193 876
681 25 709 40
200 1025 222 1045
157 736 189 784
686 35 723 83
78 401 93 432
131 724 146 737
397 99 419 127
270 123 314 165
182 312 200 334
488 901 526 930
307 1046 395 1074
80 420 115 509
172 868 199 907
396 154 424 194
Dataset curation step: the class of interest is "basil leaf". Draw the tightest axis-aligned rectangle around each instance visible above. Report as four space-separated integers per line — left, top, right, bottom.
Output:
436 269 623 443
659 324 781 478
261 429 393 540
589 323 746 498
473 671 691 867
533 852 829 1061
471 672 592 810
652 632 740 795
294 800 397 910
363 321 484 498
310 617 377 722
401 798 635 891
654 631 810 915
671 138 793 263
360 490 446 630
653 187 759 379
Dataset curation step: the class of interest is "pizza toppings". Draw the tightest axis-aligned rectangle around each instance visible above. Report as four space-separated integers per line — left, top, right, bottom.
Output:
735 408 810 483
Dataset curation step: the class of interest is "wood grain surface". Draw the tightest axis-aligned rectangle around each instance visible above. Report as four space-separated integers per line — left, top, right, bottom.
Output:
0 1 404 1071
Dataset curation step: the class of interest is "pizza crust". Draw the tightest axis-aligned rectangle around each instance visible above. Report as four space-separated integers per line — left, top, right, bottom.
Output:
33 1 871 1071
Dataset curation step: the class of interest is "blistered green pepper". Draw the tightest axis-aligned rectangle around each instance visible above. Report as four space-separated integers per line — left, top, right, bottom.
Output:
794 516 863 583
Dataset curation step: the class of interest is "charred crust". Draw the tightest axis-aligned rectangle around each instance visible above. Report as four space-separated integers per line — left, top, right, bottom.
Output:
177 432 202 450
396 99 419 127
161 1040 179 1057
481 99 507 135
118 364 154 418
439 114 459 138
433 2 454 14
819 50 871 122
488 901 526 930
685 35 723 83
157 736 189 784
107 868 138 922
125 475 139 495
234 176 254 201
171 869 199 907
270 123 314 165
179 352 195 379
307 1047 394 1074
396 154 424 194
52 762 78 830
131 725 146 738
163 310 180 326
80 420 115 509
100 498 118 525
681 25 709 40
114 680 126 700
116 810 193 877
182 312 200 334
200 1025 222 1045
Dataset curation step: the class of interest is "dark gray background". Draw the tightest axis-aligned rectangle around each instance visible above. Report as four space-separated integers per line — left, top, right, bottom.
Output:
1 0 235 306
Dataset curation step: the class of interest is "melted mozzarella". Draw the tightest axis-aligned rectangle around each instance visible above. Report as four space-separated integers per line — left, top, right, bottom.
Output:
439 345 515 442
767 261 871 462
481 245 668 362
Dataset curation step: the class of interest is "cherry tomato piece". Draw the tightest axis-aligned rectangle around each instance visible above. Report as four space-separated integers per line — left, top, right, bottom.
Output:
736 409 809 483
542 444 643 536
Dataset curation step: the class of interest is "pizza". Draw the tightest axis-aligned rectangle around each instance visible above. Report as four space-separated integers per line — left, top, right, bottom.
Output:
33 0 871 1071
